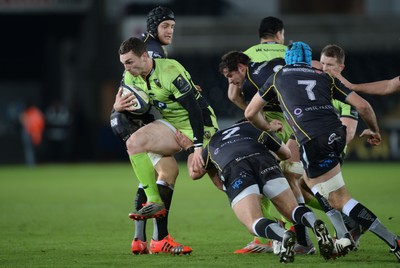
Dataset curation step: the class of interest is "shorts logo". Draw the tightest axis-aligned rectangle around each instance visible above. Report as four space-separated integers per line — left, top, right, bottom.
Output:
328 133 337 144
318 158 333 168
110 118 118 127
261 165 278 174
231 178 243 190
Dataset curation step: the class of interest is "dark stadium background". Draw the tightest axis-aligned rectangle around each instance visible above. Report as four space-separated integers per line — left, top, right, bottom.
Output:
1 0 399 164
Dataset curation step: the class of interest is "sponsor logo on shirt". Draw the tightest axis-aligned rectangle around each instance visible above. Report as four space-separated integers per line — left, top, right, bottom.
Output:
172 74 191 94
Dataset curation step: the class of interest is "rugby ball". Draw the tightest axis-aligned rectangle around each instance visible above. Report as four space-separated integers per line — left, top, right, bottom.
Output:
121 84 150 115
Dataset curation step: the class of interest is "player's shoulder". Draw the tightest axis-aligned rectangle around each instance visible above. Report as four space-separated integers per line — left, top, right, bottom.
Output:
245 43 287 60
141 33 166 59
155 58 185 72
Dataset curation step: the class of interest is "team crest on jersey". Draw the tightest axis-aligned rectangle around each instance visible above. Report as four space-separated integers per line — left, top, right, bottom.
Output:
172 74 191 94
204 130 211 139
153 79 162 88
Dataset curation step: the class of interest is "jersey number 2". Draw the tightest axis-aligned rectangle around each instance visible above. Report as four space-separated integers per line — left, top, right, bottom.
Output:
222 126 240 140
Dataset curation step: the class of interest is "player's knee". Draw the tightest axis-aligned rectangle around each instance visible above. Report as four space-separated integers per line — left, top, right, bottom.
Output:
157 169 178 184
126 131 147 154
312 172 345 208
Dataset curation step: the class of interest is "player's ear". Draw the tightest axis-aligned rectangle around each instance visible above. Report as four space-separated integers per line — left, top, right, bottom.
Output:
238 63 245 72
141 51 150 59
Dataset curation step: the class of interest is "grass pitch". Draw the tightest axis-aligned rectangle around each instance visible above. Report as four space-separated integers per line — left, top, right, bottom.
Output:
0 162 399 267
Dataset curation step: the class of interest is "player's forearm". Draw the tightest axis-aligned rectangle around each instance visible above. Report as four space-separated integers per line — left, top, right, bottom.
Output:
246 111 272 132
350 76 399 95
228 84 247 110
245 94 270 131
353 80 390 95
387 76 400 94
178 92 204 147
231 98 248 111
358 103 380 134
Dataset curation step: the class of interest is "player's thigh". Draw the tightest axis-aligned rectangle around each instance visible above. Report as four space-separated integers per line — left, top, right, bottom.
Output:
155 156 179 185
232 193 263 230
134 122 181 154
286 138 300 162
270 188 298 221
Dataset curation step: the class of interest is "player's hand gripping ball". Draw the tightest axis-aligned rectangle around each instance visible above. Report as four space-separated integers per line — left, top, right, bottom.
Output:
121 85 150 115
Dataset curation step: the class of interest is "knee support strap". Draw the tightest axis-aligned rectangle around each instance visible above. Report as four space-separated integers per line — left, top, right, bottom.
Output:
312 172 345 200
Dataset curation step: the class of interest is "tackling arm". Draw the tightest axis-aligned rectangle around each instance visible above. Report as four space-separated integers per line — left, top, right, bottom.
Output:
227 83 247 110
245 93 273 131
352 76 400 95
332 70 400 95
340 117 358 145
346 92 381 146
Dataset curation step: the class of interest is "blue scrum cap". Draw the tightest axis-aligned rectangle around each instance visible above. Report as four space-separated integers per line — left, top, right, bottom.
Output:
285 41 312 66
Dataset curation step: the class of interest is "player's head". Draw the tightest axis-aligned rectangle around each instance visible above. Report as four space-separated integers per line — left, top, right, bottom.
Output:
320 44 345 74
146 6 175 45
219 51 251 86
258 16 284 43
119 37 150 76
285 41 312 66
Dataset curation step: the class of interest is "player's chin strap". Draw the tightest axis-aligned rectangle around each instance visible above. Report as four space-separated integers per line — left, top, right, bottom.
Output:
279 161 304 175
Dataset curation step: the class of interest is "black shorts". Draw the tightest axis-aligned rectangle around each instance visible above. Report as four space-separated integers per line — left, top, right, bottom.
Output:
110 109 155 143
300 126 346 178
221 154 284 204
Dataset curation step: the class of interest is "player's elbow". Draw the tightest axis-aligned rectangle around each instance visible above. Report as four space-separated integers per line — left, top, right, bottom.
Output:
279 149 291 161
356 99 373 115
227 91 236 102
244 107 256 122
189 169 205 180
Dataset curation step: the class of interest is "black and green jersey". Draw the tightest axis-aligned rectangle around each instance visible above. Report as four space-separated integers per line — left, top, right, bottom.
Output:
123 58 218 146
260 64 353 145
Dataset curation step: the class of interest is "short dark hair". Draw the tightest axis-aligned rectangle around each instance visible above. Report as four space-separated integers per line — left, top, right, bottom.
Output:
321 44 345 64
119 37 148 56
219 51 251 74
258 16 284 39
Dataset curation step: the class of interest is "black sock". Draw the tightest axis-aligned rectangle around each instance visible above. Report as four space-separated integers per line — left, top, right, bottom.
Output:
293 205 316 246
134 187 147 241
348 203 377 230
254 218 285 241
314 192 332 213
154 183 173 240
315 192 348 238
346 202 397 248
135 187 147 211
